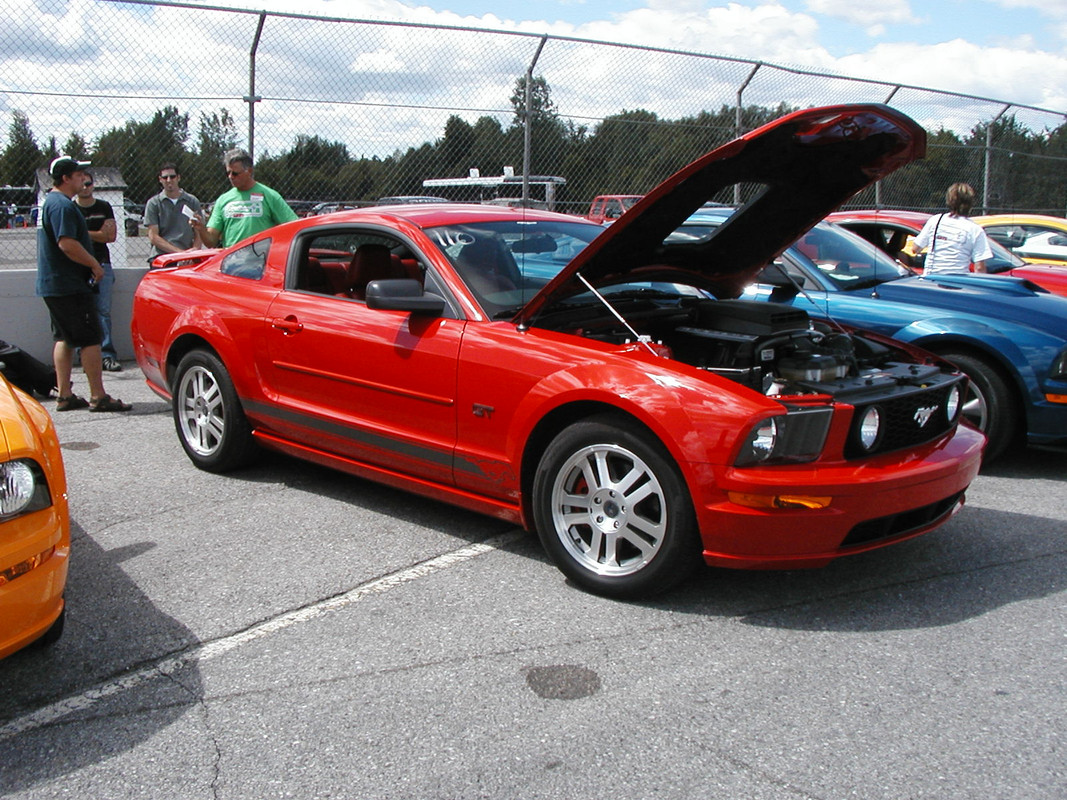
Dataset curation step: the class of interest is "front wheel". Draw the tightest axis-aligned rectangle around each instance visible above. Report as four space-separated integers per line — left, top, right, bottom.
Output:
172 350 258 472
941 351 1019 462
532 415 701 598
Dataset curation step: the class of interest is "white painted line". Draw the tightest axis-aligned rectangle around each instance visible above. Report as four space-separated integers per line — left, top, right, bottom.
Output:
0 531 523 740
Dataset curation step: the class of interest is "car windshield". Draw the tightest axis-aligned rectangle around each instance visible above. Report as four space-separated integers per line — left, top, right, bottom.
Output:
789 223 911 289
984 237 1028 273
424 220 598 315
670 216 910 290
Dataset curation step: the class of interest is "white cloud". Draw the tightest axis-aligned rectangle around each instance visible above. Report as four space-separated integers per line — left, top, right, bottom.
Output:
804 0 920 29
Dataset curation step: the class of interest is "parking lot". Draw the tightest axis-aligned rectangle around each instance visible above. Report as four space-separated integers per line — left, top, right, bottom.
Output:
1 366 1065 799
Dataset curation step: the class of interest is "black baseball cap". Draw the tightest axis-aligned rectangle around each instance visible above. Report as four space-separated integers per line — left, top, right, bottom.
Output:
50 155 92 181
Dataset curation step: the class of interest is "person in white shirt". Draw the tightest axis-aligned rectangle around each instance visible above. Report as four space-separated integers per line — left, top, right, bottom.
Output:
912 182 992 275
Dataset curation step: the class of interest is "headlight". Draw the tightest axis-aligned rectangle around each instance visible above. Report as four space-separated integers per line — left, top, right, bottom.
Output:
1051 348 1067 381
857 406 883 451
735 407 833 466
0 459 51 519
945 384 961 422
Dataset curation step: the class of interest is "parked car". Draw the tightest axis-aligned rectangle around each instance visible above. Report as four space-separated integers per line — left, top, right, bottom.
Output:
131 104 983 598
679 209 1067 460
585 194 643 224
973 213 1067 263
375 196 451 205
826 209 1067 296
123 201 144 237
0 371 69 659
308 202 360 216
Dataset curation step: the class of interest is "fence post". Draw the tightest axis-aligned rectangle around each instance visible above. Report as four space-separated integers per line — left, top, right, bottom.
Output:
984 104 1011 214
876 86 902 208
523 36 548 209
734 63 761 205
245 13 267 159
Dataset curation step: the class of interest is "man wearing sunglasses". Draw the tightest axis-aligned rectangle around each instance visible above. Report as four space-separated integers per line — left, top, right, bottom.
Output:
191 148 297 249
145 163 202 264
74 171 120 372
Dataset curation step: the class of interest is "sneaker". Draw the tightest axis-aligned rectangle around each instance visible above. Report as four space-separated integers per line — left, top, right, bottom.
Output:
102 357 123 372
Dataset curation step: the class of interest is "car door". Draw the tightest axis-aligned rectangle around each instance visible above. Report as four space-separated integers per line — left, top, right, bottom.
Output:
260 226 464 486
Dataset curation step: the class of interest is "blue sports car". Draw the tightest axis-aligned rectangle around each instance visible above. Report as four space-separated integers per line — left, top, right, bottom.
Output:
672 211 1067 460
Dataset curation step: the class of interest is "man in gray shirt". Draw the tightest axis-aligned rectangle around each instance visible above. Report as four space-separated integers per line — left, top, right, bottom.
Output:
144 162 202 263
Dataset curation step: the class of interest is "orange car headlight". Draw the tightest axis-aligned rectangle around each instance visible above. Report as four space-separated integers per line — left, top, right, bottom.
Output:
0 459 52 519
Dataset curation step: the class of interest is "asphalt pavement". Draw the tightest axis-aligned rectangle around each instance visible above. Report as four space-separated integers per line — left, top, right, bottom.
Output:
1 364 1064 799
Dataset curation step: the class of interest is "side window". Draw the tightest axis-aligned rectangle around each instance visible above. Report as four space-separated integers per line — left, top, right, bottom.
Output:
220 238 270 280
291 229 425 300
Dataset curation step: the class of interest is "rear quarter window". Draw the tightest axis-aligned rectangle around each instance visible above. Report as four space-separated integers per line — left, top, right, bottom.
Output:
220 238 271 280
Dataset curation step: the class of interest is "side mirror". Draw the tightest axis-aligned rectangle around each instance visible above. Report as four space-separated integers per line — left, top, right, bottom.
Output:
365 279 446 315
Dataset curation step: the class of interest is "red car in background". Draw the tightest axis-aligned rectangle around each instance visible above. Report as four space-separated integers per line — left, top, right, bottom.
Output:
132 105 983 598
826 209 1067 296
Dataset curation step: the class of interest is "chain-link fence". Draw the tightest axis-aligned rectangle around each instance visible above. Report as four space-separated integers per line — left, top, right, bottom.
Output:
3 0 1067 268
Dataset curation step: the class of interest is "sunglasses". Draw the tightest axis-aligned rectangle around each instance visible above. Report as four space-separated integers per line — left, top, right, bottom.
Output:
227 169 246 176
160 174 178 180
83 181 93 187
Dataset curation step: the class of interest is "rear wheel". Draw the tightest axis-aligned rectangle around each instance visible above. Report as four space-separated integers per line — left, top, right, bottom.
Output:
942 351 1019 461
532 415 701 598
172 350 258 472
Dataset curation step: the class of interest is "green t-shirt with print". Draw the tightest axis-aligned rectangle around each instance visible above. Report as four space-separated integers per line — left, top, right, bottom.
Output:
207 182 298 247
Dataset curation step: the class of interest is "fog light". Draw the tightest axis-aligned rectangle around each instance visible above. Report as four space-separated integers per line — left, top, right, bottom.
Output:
945 385 961 421
858 406 882 451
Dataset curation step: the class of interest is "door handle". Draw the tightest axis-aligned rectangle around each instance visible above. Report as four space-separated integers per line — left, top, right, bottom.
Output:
271 315 304 335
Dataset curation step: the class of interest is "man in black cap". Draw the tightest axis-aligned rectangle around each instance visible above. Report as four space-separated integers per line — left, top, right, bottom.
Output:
36 156 130 411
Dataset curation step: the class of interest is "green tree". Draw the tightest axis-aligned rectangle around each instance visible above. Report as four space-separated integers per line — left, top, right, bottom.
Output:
94 106 190 204
62 133 90 161
0 111 43 187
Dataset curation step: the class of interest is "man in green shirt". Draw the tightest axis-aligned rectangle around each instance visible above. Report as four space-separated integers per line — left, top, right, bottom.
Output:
192 149 297 248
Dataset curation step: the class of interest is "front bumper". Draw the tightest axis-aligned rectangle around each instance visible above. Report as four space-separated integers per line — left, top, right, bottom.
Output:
693 423 985 569
0 505 70 660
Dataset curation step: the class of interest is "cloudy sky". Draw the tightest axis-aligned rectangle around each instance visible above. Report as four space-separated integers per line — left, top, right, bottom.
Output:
226 0 1067 108
4 0 1065 161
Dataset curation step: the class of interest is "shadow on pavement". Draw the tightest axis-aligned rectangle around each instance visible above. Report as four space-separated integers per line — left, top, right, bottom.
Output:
0 523 203 795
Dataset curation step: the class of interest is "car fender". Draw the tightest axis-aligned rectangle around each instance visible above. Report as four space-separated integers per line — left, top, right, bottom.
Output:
161 303 266 400
507 354 777 476
890 316 1052 403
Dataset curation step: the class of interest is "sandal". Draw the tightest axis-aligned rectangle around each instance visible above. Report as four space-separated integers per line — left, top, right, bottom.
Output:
56 394 89 411
89 394 132 413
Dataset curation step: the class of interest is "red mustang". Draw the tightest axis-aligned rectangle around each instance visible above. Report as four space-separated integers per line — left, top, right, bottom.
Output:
826 208 1067 296
132 105 984 597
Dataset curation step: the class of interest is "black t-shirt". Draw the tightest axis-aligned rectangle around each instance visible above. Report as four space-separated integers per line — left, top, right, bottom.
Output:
76 198 114 264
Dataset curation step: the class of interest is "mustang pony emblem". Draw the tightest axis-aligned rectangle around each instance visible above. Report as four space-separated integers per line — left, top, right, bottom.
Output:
914 405 939 428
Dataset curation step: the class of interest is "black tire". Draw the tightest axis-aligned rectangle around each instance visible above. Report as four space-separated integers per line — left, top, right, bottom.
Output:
532 415 701 598
34 607 64 649
125 218 138 237
941 351 1019 461
172 349 258 472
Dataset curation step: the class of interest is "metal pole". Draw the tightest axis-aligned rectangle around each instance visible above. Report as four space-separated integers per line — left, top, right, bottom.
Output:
984 104 1011 214
245 13 266 159
523 36 548 208
734 63 761 205
875 86 901 208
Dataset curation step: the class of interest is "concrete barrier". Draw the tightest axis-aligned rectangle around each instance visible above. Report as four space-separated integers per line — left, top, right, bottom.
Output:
0 267 147 363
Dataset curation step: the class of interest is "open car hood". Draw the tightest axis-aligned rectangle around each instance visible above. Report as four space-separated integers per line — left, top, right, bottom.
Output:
515 104 926 326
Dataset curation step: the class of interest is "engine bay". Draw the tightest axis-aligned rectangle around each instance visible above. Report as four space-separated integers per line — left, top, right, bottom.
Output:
561 298 956 402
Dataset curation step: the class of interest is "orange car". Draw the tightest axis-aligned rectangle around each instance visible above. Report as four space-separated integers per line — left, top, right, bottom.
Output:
0 371 69 659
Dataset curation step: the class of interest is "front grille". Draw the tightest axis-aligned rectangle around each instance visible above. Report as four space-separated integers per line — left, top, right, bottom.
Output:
841 491 964 548
844 379 962 459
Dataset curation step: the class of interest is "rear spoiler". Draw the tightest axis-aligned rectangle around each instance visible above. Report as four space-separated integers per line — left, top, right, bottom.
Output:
149 249 219 270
